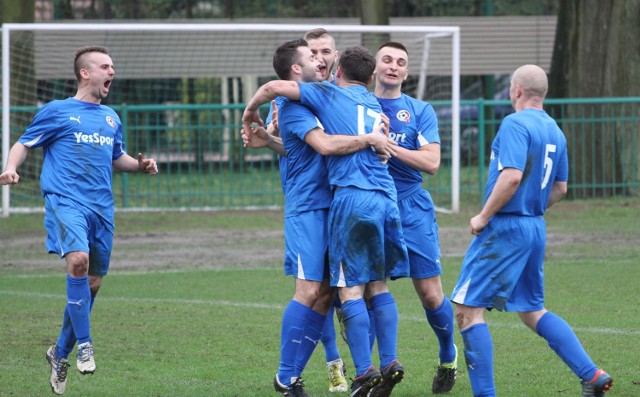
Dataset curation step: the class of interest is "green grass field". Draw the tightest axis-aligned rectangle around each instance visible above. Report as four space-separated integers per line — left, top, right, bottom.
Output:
1 198 639 396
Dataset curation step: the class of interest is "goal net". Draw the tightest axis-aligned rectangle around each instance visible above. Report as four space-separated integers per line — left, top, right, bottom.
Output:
1 23 460 216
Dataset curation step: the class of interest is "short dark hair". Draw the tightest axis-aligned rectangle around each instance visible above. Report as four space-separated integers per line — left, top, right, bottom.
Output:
304 28 330 41
272 38 308 80
378 41 409 55
338 46 375 85
74 46 110 81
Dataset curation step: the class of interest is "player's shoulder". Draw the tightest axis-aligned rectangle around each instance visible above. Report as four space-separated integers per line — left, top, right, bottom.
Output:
400 93 433 110
33 98 73 119
301 80 333 90
40 98 71 111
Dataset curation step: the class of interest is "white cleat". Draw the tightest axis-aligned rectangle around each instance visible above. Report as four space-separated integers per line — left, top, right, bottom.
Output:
46 345 69 395
328 358 348 393
76 342 96 375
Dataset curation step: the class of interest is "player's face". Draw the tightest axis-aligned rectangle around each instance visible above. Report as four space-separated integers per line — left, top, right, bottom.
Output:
307 36 338 81
374 47 408 89
297 46 321 83
83 52 115 101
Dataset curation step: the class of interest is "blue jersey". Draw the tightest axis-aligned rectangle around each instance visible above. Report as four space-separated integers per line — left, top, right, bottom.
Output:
278 98 332 216
377 94 440 201
486 108 568 216
298 81 397 200
18 97 126 228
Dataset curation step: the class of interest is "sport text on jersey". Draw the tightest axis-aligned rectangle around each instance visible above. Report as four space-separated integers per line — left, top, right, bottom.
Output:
73 131 114 146
388 131 407 143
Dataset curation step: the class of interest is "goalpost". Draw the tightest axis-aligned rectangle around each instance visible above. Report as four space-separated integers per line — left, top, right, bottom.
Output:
1 23 460 217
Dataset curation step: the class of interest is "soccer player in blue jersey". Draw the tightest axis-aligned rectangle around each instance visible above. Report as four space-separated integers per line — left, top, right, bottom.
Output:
0 46 158 395
243 45 410 397
366 41 458 397
259 28 348 394
244 39 397 397
450 64 613 397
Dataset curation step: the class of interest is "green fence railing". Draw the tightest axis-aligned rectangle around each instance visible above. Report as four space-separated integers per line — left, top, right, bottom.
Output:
4 97 639 214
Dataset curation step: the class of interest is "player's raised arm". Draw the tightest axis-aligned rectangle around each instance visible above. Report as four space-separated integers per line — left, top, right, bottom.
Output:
242 80 301 137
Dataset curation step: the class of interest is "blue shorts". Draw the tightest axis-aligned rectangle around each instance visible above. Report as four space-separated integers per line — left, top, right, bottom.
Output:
329 187 409 287
398 190 442 279
451 214 546 312
44 194 113 277
283 209 330 282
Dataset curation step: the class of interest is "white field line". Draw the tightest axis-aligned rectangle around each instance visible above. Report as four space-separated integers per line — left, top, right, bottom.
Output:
0 289 636 337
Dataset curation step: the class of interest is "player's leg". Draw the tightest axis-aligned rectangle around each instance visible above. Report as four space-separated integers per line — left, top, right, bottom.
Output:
400 191 457 393
521 309 610 388
414 276 458 393
275 295 315 394
367 195 409 397
295 279 332 378
58 232 110 373
330 188 389 395
514 218 613 396
44 196 93 393
276 210 328 394
318 293 348 393
451 215 532 396
455 304 495 396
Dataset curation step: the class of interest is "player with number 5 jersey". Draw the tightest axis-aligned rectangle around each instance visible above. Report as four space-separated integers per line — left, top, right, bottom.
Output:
451 64 613 397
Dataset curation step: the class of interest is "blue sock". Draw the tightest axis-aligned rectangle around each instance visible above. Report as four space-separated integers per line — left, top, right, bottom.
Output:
425 295 456 364
368 306 376 354
341 298 372 376
295 308 326 376
536 311 598 382
320 305 340 362
57 293 96 359
278 300 308 386
64 275 91 346
461 323 495 397
369 292 398 369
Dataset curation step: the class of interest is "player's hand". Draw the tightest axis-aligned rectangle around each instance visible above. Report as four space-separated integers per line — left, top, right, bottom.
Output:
242 125 272 149
380 113 390 135
137 153 158 175
242 109 264 141
369 123 398 163
469 213 489 235
270 100 280 132
0 169 20 185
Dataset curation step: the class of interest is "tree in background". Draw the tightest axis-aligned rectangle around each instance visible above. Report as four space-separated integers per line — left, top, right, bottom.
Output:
549 0 640 197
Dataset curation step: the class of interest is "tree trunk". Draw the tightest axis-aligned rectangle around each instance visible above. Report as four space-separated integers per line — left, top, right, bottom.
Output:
359 0 390 53
1 0 35 107
549 0 640 197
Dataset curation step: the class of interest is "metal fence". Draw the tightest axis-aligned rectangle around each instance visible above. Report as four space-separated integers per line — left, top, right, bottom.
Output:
3 97 639 215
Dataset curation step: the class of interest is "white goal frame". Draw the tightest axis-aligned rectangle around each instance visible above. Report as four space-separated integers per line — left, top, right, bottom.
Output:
2 23 460 216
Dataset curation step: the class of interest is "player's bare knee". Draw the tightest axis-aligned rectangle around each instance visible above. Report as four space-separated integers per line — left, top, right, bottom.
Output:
420 290 444 310
65 252 89 277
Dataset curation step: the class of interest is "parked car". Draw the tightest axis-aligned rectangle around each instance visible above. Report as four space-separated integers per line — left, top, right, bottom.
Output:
435 75 513 165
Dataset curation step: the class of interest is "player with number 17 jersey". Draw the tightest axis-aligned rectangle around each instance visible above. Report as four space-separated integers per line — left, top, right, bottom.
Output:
298 80 409 286
298 81 397 200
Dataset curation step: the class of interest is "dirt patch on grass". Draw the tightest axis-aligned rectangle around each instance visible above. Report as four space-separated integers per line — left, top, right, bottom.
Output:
1 226 635 272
